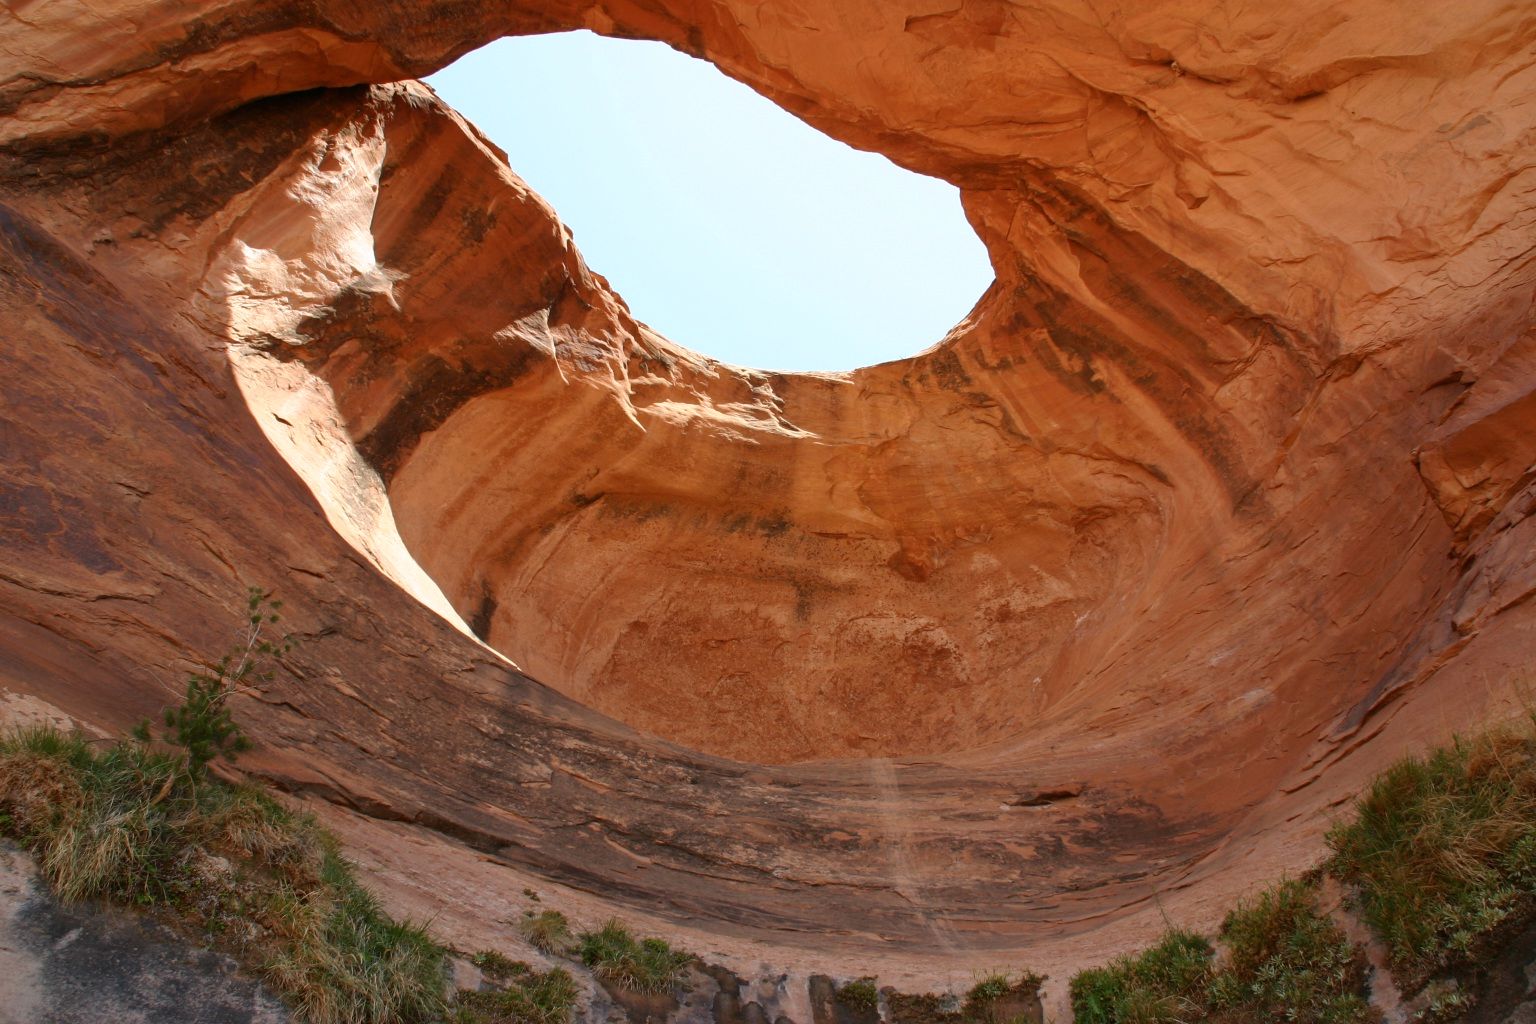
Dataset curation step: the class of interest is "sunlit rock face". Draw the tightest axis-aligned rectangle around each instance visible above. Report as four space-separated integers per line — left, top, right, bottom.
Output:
1 0 1533 984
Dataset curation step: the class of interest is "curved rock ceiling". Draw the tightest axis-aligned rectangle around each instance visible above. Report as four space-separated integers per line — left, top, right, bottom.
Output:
1 0 1534 987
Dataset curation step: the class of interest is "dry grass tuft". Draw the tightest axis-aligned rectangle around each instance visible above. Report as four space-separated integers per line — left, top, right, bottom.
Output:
520 909 576 956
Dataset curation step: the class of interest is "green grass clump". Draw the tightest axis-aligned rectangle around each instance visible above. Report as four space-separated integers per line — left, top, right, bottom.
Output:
1070 929 1213 1024
1326 715 1536 992
520 909 575 956
1208 878 1373 1024
452 961 578 1024
0 725 446 1024
837 976 880 1014
576 920 691 995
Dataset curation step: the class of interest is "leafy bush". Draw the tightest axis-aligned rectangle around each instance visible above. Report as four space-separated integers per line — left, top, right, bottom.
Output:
1326 715 1536 991
965 973 1011 1006
1070 880 1374 1024
837 976 880 1014
1069 930 1212 1024
1208 878 1373 1024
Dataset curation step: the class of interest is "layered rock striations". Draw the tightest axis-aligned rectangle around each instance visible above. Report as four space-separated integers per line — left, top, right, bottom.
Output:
1 0 1534 988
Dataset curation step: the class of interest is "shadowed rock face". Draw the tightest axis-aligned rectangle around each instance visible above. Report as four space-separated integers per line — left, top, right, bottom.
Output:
1 0 1534 985
0 845 288 1023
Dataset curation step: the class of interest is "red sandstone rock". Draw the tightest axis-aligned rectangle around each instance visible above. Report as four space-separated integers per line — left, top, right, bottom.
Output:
0 0 1533 995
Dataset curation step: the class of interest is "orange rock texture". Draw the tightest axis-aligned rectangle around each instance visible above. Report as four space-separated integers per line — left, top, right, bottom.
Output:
1 0 1534 988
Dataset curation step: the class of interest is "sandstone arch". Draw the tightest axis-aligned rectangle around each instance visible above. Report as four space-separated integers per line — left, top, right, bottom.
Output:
0 0 1532 991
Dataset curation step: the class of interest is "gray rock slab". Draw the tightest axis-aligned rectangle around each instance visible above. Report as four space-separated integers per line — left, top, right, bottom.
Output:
0 844 288 1024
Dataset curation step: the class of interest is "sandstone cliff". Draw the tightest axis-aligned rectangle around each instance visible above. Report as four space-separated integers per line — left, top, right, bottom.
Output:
0 0 1533 992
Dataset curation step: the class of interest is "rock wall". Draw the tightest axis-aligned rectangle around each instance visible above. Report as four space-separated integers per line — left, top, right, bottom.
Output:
0 0 1533 994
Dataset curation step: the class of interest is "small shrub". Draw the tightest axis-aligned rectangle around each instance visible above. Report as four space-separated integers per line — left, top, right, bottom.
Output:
138 588 293 779
1070 883 1375 1024
1412 981 1473 1024
520 909 574 956
837 977 880 1014
577 920 690 995
966 973 1012 1006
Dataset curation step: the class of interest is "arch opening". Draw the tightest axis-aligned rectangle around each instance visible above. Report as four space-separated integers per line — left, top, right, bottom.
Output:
427 31 993 373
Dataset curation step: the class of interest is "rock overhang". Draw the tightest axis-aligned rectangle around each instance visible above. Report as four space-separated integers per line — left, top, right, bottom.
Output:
0 0 1533 982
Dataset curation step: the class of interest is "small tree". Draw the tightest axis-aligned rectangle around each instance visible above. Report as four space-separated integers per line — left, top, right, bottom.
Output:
138 587 293 778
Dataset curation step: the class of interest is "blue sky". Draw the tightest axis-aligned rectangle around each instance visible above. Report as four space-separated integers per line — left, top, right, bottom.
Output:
427 31 992 373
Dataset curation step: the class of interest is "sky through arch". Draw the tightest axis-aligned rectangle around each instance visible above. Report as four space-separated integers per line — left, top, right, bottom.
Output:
427 31 993 373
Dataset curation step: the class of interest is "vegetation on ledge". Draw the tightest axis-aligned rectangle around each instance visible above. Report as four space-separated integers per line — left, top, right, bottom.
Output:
1069 879 1372 1024
576 918 693 995
1326 713 1536 994
0 590 448 1024
0 724 445 1024
962 971 1045 1023
836 976 881 1014
521 909 577 957
1070 711 1536 1024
